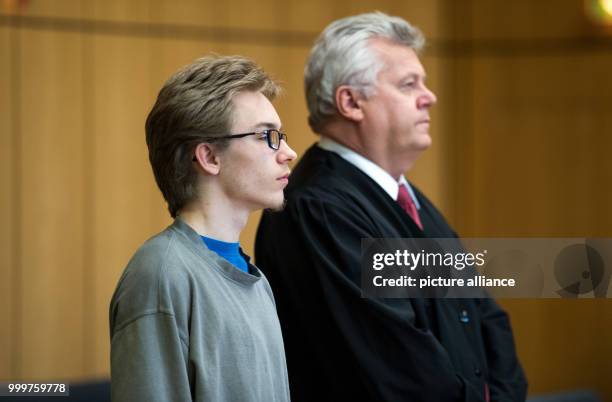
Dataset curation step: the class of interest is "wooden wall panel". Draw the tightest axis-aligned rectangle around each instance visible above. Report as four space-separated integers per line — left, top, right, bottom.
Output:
499 299 612 397
0 25 15 380
224 0 287 32
465 53 612 237
87 33 167 377
149 0 332 33
150 38 228 81
466 51 612 399
86 0 151 23
132 0 442 38
149 0 227 28
18 28 85 379
80 0 158 378
268 0 339 33
446 1 612 399
3 0 82 19
468 0 593 40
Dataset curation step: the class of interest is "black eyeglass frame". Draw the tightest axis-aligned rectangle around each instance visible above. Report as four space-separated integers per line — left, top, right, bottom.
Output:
192 129 288 161
206 129 287 149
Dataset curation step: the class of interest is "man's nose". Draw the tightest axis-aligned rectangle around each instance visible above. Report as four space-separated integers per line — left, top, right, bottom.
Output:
418 86 437 108
278 140 298 163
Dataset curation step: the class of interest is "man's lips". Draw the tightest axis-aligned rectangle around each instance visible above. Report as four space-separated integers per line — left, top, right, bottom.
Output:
277 173 290 181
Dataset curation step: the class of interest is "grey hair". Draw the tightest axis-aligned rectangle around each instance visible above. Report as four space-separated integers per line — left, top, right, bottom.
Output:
304 11 425 133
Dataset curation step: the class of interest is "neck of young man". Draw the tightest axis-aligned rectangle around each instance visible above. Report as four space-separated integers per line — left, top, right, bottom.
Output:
178 198 249 243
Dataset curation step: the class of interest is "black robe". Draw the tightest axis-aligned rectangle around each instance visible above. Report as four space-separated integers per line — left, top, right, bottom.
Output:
255 145 527 402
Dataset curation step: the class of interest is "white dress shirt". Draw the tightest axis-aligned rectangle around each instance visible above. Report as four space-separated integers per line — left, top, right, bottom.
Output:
317 136 420 209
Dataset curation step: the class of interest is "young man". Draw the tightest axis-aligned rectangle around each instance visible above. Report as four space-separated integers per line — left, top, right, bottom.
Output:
110 55 296 402
256 12 527 402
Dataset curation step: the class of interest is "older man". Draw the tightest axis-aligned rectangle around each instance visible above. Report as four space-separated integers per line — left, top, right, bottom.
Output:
110 55 296 402
256 12 527 402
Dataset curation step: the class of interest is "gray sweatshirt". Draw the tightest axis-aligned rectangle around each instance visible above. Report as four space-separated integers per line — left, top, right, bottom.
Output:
109 219 290 402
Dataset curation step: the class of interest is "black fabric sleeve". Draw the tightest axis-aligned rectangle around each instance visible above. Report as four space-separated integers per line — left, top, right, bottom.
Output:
478 299 528 402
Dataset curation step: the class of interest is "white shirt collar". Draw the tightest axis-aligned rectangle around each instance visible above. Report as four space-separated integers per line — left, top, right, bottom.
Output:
317 136 420 208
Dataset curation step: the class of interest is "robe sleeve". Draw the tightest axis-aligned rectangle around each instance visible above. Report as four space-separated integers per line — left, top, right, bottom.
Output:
282 194 487 402
478 298 528 402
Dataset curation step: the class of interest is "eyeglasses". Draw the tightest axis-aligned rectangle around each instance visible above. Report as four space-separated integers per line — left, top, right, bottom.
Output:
202 129 288 151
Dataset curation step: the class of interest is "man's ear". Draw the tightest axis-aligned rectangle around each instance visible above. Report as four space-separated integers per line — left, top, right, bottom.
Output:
194 142 221 175
335 85 365 122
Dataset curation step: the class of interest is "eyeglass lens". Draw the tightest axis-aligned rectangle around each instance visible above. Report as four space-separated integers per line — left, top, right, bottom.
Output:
268 130 281 150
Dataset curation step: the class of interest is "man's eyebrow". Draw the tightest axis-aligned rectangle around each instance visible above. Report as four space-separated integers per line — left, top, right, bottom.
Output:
251 122 282 131
401 72 426 81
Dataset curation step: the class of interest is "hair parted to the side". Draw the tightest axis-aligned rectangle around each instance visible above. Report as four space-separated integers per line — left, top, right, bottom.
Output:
145 55 280 218
304 11 425 133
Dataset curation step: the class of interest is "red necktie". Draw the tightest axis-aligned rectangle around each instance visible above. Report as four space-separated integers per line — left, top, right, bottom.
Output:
397 184 423 230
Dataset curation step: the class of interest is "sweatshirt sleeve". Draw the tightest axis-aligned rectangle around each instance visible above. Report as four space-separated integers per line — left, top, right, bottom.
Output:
110 312 192 402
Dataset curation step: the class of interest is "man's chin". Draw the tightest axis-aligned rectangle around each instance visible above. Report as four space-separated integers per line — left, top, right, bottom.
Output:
414 135 432 151
265 198 287 212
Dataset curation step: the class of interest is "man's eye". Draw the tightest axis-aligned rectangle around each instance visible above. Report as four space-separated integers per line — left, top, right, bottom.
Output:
403 82 415 88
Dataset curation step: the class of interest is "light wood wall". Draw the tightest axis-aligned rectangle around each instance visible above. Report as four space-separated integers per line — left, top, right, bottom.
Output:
440 1 612 399
1 0 611 399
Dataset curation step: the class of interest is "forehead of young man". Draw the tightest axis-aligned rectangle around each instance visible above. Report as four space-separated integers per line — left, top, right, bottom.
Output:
230 90 281 133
